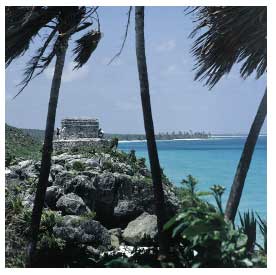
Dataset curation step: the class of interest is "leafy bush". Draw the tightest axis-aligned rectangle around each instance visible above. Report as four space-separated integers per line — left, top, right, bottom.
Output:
239 210 256 253
72 161 86 172
164 175 264 267
256 213 267 253
128 150 137 163
79 211 96 221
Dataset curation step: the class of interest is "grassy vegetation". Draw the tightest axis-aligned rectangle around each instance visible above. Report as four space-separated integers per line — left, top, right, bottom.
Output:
5 124 42 165
21 128 45 141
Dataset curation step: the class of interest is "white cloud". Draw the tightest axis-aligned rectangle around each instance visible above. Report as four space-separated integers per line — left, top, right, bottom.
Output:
44 61 89 83
156 39 176 52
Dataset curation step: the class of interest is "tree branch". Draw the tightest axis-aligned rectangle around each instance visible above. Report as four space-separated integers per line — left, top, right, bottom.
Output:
108 6 132 65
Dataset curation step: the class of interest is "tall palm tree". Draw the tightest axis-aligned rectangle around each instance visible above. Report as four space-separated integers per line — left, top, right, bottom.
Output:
6 6 101 266
189 6 267 222
135 6 169 256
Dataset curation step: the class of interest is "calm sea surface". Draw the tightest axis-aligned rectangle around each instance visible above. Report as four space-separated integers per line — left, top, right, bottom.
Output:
118 136 267 223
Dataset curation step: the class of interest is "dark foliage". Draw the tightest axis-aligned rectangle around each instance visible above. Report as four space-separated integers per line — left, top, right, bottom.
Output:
73 30 101 69
6 6 102 98
190 6 267 88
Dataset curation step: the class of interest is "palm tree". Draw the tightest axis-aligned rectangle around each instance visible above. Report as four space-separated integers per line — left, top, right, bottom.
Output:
189 7 267 222
6 6 101 266
135 6 169 256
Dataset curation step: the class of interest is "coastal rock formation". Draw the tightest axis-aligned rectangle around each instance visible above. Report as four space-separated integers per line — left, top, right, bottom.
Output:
5 149 180 265
122 212 158 246
53 215 111 249
45 186 63 209
56 193 90 216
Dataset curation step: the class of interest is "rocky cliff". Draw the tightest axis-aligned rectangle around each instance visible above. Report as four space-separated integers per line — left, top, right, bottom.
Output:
5 148 180 267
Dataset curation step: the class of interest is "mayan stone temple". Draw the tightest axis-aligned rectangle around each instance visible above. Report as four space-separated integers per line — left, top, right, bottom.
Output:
60 118 100 139
53 118 110 151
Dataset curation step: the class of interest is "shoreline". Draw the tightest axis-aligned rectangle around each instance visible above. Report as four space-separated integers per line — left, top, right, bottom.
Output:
118 135 267 143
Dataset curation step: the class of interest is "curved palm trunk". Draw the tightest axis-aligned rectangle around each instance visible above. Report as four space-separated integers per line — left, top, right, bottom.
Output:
225 89 267 222
135 6 169 256
27 39 68 267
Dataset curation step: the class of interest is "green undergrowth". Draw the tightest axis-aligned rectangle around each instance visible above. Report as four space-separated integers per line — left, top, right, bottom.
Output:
5 183 66 267
5 124 42 165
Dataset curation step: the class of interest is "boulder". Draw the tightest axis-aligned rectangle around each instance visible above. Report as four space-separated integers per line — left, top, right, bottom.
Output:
56 193 90 215
50 164 65 181
114 200 143 227
13 160 40 179
5 168 18 180
45 186 63 209
93 172 120 227
122 212 158 246
53 215 111 249
64 175 96 210
84 159 100 169
109 228 122 240
110 235 120 249
54 171 75 187
109 228 122 249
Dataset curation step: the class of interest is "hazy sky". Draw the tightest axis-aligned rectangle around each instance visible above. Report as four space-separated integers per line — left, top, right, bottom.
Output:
5 6 267 134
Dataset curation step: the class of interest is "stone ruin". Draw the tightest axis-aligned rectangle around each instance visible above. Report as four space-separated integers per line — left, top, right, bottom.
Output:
60 118 99 139
53 118 110 151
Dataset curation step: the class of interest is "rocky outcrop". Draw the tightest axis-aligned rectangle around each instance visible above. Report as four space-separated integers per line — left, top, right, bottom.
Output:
122 212 158 246
53 215 111 249
45 186 63 209
64 175 97 210
56 193 90 215
6 150 180 262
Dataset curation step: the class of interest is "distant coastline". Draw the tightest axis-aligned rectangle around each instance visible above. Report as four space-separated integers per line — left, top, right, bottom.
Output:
5 124 267 142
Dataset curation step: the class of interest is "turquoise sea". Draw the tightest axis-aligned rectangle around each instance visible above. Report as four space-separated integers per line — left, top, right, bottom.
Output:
118 136 267 223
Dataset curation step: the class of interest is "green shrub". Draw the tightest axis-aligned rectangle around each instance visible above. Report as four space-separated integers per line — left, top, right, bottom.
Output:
72 161 86 172
79 211 96 221
164 175 265 268
239 210 256 253
101 160 114 172
256 213 267 253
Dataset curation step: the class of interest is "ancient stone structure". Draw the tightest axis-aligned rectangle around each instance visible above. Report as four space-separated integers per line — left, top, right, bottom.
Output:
60 118 99 139
53 118 109 151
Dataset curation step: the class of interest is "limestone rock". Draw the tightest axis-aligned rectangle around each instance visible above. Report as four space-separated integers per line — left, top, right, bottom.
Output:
114 200 143 226
109 227 122 236
109 227 122 249
50 164 64 177
64 175 96 210
110 235 120 249
56 193 90 215
45 186 63 209
122 212 158 246
53 215 111 249
93 172 119 226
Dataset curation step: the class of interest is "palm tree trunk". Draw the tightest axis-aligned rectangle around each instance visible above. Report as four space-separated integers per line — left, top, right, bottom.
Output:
225 89 267 222
26 38 68 267
135 6 169 256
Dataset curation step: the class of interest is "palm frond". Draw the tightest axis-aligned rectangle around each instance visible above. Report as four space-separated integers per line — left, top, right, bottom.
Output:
73 30 101 69
6 6 59 66
256 213 267 253
14 28 58 98
189 6 267 88
239 210 256 253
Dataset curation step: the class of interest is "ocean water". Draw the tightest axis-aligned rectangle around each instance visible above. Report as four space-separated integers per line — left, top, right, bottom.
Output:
118 136 267 223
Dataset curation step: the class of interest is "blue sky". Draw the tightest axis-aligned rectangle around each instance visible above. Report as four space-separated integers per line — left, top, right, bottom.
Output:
5 6 267 134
